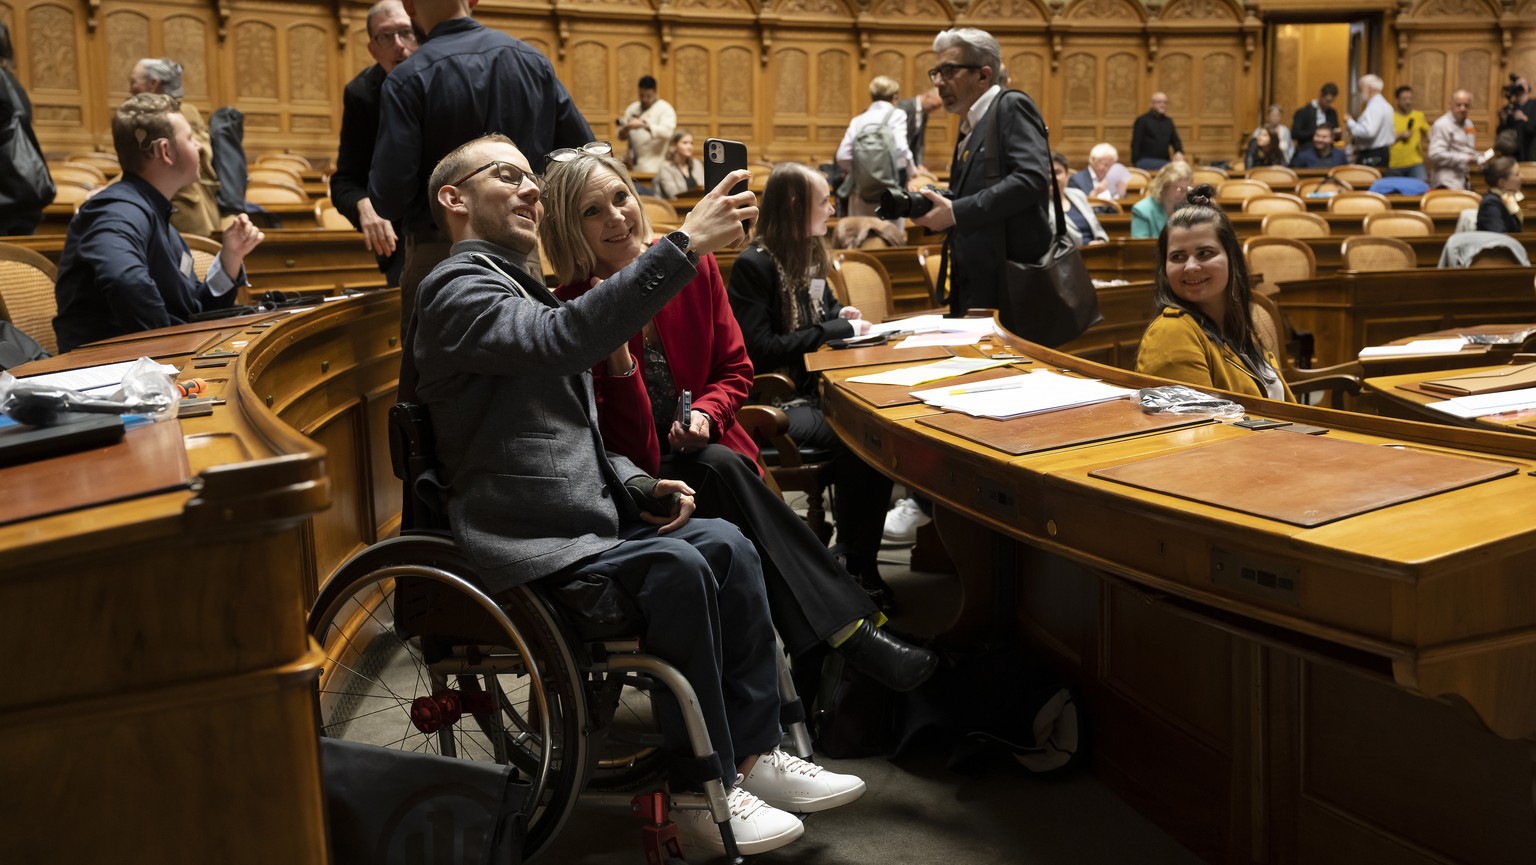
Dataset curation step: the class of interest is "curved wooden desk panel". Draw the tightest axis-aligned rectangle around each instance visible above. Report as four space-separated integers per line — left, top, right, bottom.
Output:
821 323 1536 863
0 293 403 863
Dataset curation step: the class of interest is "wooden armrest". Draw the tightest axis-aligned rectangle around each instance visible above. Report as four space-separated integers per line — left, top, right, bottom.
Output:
734 403 790 440
749 372 799 405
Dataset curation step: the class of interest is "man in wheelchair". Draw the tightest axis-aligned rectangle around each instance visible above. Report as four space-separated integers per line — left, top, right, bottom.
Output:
401 133 865 855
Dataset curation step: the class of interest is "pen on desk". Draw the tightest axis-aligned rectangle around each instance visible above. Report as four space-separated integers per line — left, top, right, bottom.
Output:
947 377 1028 396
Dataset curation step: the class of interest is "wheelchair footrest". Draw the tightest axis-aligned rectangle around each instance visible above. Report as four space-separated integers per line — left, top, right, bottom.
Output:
632 791 686 865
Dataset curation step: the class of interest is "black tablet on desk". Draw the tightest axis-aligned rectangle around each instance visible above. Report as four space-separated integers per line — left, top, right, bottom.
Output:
0 414 126 467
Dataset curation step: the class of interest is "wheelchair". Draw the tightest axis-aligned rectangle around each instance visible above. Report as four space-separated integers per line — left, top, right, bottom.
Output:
308 403 815 863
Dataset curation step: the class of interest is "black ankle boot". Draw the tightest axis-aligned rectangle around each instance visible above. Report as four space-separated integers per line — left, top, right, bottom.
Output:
836 621 937 692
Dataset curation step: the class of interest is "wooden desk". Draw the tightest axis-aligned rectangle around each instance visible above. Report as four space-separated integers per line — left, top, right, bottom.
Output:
1278 267 1536 367
1356 322 1536 378
819 327 1536 864
1 292 403 863
1364 363 1536 433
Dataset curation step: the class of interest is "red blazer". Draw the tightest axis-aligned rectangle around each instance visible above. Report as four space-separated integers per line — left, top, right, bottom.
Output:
556 252 759 476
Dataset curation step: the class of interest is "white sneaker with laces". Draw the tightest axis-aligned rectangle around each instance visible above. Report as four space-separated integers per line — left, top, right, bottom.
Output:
670 779 804 855
882 497 931 545
741 747 867 813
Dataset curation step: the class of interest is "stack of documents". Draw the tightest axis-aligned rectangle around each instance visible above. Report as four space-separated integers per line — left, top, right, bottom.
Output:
910 369 1135 419
1358 338 1469 358
865 315 997 348
845 357 1014 387
1425 387 1536 419
17 360 180 394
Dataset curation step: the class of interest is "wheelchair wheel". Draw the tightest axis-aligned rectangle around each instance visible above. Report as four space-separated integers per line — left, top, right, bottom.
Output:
308 535 586 862
584 671 668 791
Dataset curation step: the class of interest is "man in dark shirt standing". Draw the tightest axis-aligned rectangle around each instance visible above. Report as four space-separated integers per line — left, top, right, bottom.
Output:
331 0 416 287
371 0 593 332
53 94 264 353
1130 91 1184 170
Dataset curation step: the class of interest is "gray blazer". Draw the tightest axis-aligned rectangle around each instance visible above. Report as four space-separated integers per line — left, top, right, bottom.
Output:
409 238 698 593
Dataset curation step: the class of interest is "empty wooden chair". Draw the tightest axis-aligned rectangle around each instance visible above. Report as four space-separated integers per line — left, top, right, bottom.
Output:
917 244 944 305
1328 164 1382 187
1325 191 1390 214
1362 210 1434 237
1250 290 1363 408
66 152 120 173
51 181 93 207
1341 235 1415 271
1419 188 1482 215
1244 236 1317 288
639 195 678 227
1123 168 1150 195
1247 165 1299 188
0 242 60 356
47 161 108 188
257 153 313 173
1192 166 1229 187
314 198 355 230
1260 211 1329 237
248 166 303 187
1296 177 1352 199
748 161 774 192
1243 193 1306 214
831 249 893 325
1217 179 1272 206
245 180 308 205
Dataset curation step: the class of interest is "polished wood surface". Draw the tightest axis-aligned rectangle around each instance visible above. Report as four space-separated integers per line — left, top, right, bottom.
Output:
0 291 402 864
818 323 1536 863
1365 362 1536 433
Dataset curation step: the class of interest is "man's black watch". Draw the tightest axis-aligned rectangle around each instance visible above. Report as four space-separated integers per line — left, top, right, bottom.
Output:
665 229 698 265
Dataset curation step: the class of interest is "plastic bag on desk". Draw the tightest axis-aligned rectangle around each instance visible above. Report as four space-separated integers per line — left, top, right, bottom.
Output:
0 357 181 427
1137 385 1244 418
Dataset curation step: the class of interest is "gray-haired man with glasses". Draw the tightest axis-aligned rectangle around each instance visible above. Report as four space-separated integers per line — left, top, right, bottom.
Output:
911 27 1050 318
371 0 593 334
332 1 418 288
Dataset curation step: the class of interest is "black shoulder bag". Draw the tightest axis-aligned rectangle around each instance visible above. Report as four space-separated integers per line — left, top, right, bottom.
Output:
0 70 55 214
982 92 1101 348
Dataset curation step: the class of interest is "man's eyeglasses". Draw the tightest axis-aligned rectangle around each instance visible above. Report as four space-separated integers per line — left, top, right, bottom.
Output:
372 28 418 46
546 141 614 167
927 63 982 82
449 160 542 191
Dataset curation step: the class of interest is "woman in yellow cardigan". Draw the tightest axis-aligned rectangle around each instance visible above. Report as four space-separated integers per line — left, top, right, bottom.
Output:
1136 185 1295 401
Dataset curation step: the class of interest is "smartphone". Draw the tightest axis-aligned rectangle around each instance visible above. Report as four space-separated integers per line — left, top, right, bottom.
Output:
674 389 692 428
704 138 748 197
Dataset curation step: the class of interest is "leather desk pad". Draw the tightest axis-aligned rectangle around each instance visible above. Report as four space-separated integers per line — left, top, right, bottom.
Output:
0 419 192 527
919 399 1212 455
804 343 951 373
1089 431 1516 527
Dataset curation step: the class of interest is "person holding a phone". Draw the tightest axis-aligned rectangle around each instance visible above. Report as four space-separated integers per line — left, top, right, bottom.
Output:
545 147 937 698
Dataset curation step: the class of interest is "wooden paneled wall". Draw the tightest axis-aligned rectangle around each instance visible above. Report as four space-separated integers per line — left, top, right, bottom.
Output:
4 0 1533 170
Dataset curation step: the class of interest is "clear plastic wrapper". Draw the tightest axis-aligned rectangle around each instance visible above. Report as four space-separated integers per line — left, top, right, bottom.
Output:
1137 385 1244 418
0 357 181 427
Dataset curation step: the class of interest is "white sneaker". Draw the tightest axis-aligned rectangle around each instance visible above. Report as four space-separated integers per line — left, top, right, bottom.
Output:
882 498 931 545
670 779 805 855
741 747 867 813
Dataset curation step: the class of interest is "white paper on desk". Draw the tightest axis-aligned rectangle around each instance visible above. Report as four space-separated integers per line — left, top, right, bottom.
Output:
1357 338 1468 358
18 359 180 393
912 369 1135 419
1425 386 1536 419
866 315 995 339
895 331 986 348
845 356 1012 386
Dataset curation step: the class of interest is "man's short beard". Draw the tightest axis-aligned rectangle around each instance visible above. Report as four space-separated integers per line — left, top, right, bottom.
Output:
470 207 535 258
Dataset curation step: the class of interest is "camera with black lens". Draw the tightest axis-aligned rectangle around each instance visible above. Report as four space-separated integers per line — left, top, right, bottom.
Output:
1503 73 1526 103
877 184 953 220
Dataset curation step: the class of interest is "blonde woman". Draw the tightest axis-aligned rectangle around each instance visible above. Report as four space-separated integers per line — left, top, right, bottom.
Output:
1130 159 1193 238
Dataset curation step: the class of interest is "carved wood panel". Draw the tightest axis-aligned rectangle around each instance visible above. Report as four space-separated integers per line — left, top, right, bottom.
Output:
1410 49 1446 116
1160 53 1192 116
571 41 610 124
233 20 279 101
1063 53 1096 117
617 42 655 113
675 45 710 115
28 2 79 91
775 49 808 115
104 10 150 99
1105 52 1138 115
164 16 209 102
718 46 752 117
1201 53 1234 116
816 49 850 118
1008 50 1045 100
288 24 328 104
872 49 905 92
1456 48 1489 111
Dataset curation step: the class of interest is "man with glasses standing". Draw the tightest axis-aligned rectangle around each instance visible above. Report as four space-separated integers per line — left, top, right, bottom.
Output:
53 94 265 352
371 0 593 334
911 27 1050 318
331 0 416 288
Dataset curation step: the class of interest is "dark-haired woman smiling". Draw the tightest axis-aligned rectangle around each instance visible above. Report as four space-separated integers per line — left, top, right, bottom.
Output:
1136 185 1294 401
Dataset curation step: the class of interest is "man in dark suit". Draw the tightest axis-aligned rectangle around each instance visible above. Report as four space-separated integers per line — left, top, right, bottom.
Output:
408 134 867 854
371 0 594 333
1130 92 1184 170
912 27 1050 317
896 86 941 177
330 0 415 287
1291 82 1341 150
